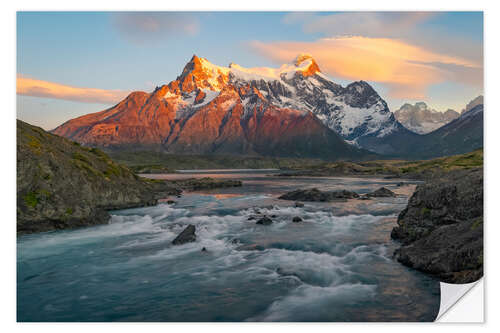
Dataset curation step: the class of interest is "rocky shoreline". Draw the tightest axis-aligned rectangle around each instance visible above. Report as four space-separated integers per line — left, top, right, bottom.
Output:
17 120 242 235
391 168 483 283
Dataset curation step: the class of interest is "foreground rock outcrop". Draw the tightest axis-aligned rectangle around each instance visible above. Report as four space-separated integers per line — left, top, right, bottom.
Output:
17 120 181 234
391 169 483 283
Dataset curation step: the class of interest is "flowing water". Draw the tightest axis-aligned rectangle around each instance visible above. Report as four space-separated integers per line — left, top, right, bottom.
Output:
17 171 440 322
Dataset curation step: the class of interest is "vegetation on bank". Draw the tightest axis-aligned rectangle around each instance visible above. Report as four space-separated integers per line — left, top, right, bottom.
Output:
106 150 323 172
105 148 482 178
275 148 483 179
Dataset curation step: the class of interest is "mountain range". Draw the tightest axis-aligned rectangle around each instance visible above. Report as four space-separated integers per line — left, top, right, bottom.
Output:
393 102 459 134
52 55 483 160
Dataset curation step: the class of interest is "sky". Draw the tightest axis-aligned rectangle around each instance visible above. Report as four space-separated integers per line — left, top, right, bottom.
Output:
17 11 483 130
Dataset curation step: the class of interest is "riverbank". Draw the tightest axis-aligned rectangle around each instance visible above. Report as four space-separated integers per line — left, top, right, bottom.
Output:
17 120 243 235
391 168 483 283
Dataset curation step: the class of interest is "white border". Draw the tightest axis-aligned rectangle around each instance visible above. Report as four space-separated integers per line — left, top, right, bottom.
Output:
2 0 499 331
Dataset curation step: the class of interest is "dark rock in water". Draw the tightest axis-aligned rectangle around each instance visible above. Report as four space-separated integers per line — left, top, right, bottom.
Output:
279 188 359 202
167 200 176 204
170 177 242 191
391 168 483 283
366 187 396 198
256 216 273 225
294 202 304 207
231 238 240 244
292 216 303 223
201 247 207 252
172 224 196 245
247 216 257 221
271 214 278 218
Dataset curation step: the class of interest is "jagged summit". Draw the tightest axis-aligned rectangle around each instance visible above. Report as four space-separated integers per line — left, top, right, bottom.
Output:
175 54 322 93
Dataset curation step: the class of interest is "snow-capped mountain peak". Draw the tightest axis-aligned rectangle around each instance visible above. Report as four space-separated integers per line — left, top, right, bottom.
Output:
157 55 404 151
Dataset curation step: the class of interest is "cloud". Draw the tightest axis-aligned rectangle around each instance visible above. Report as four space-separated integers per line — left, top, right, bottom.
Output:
284 12 435 38
17 75 130 104
111 12 199 44
250 36 482 99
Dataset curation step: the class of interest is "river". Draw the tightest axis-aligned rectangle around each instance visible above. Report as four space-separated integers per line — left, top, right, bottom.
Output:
17 170 440 321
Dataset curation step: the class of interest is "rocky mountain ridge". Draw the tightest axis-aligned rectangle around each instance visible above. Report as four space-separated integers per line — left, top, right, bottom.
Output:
51 54 411 157
394 102 460 134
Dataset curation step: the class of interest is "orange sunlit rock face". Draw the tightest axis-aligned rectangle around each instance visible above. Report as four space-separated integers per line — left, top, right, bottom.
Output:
52 55 364 160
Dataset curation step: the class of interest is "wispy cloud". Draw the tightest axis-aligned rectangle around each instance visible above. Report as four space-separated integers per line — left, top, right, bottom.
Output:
283 12 435 38
251 36 482 99
17 75 129 104
111 12 199 44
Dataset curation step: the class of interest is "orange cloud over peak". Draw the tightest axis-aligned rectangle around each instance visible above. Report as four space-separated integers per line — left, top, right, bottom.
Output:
251 36 482 99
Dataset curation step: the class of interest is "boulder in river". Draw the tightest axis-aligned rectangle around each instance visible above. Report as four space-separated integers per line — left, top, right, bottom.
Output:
366 187 396 198
169 177 242 191
172 224 196 245
294 202 304 207
279 188 359 202
292 216 303 223
256 216 273 225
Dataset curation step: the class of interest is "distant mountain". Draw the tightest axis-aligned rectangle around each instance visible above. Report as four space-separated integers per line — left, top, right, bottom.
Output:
461 95 483 114
52 55 370 160
403 104 483 159
394 102 459 134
